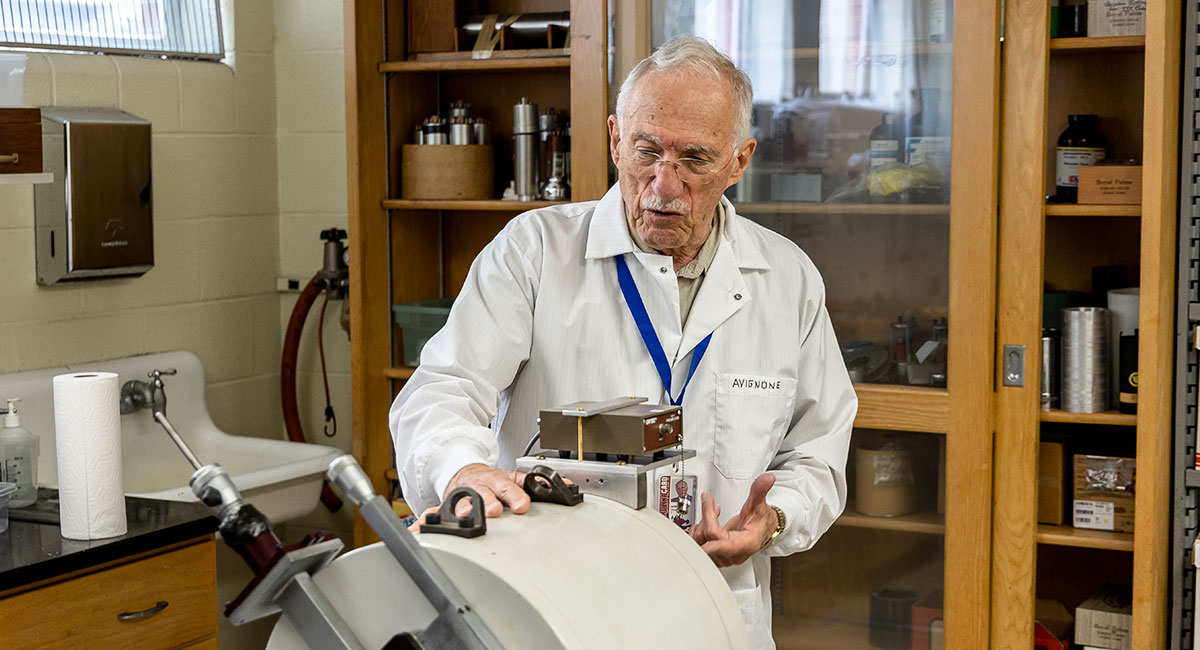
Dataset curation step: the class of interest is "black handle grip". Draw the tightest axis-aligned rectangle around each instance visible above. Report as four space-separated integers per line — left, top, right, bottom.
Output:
524 465 583 506
420 487 487 538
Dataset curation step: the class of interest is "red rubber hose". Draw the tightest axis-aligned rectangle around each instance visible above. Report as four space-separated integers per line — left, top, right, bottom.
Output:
282 274 343 513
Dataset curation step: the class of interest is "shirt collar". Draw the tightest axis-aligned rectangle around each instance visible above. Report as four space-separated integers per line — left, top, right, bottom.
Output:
585 184 770 271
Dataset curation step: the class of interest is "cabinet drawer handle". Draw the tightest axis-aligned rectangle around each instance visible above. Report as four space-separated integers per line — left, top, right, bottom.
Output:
117 600 169 621
0 153 17 164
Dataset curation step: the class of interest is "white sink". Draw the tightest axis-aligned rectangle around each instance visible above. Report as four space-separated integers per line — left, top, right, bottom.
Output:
0 350 342 522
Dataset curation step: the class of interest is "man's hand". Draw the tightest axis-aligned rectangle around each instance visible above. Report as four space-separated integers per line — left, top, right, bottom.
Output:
443 463 531 517
408 463 530 531
690 473 778 567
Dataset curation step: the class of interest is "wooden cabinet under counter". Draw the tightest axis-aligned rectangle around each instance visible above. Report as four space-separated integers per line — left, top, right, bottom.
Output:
1 537 217 650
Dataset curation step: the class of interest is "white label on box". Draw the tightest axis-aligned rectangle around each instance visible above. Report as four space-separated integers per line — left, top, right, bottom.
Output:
1087 0 1146 37
1074 500 1115 530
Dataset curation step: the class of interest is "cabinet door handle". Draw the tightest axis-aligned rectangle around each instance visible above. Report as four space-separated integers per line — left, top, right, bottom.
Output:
117 600 169 621
0 153 18 164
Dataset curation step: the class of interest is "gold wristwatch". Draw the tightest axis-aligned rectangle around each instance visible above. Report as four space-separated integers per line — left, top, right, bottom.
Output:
761 506 786 550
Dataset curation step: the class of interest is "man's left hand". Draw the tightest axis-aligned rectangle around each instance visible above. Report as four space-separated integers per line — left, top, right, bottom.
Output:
690 473 778 567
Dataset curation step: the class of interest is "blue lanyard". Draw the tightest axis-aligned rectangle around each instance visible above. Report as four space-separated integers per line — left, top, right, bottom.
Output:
614 254 713 406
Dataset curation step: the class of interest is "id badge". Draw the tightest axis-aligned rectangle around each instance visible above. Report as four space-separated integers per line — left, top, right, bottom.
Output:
659 474 698 532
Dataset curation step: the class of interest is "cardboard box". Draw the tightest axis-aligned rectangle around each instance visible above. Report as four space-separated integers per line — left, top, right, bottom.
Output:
1036 599 1074 650
1075 584 1132 650
1077 165 1141 205
1038 441 1069 524
1087 0 1146 37
0 107 42 174
1073 454 1136 533
911 590 943 650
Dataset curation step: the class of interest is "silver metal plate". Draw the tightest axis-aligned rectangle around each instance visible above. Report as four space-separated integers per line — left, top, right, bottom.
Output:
515 448 696 509
226 539 345 626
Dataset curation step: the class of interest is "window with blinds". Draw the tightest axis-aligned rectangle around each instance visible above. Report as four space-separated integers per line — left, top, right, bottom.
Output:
0 0 223 61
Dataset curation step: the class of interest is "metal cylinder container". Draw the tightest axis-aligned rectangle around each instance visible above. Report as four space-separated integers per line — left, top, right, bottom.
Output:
1061 306 1111 413
513 98 539 200
1041 328 1060 411
473 118 491 146
449 117 473 145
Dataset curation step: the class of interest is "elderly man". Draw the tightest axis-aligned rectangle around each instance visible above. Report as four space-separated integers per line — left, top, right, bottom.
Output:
391 36 857 648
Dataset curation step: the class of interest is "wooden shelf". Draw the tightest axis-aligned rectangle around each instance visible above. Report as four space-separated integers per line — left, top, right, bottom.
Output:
1036 524 1133 551
1039 408 1136 426
1049 35 1145 52
0 172 52 185
853 383 949 433
380 51 571 73
734 202 949 216
383 199 567 212
837 501 945 535
384 367 416 380
1045 203 1140 217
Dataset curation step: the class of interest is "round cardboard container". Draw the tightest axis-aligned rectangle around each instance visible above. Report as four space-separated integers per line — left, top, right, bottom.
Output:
855 445 915 517
401 144 494 200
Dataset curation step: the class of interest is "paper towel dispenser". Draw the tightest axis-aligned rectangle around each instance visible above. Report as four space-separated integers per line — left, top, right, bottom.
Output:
34 107 152 285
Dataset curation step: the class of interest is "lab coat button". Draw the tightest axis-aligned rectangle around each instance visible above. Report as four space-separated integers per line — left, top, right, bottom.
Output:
659 267 668 274
734 293 742 300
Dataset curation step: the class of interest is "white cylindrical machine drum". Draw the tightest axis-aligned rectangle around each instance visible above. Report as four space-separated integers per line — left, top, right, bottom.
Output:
267 494 750 649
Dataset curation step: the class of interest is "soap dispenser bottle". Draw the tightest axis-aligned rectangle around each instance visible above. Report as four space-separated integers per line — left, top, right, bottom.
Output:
0 398 38 507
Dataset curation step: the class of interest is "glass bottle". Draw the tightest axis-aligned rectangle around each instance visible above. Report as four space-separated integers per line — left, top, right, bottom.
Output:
1055 114 1107 203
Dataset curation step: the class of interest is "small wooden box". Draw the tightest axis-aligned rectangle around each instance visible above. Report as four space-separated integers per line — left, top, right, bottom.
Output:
0 107 42 174
1077 165 1141 205
407 0 481 53
400 144 494 200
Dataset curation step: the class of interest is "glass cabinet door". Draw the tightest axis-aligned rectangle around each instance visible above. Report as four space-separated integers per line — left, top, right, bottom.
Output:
645 1 960 647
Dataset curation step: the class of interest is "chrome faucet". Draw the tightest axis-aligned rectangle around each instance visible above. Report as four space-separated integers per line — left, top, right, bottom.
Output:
119 368 201 469
120 368 176 415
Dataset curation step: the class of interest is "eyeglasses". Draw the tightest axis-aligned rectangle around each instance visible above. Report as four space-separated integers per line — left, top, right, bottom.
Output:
625 148 735 185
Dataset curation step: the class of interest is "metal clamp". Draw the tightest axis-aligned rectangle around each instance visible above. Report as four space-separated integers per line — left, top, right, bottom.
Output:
523 465 583 506
117 600 169 621
0 153 17 164
420 487 487 538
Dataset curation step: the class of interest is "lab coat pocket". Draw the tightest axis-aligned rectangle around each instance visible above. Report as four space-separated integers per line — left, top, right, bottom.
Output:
712 374 798 480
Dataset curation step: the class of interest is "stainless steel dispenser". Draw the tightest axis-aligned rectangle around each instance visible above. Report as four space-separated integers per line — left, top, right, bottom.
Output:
34 107 153 285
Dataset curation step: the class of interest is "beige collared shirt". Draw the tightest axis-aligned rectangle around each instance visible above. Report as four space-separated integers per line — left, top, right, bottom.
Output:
627 204 725 325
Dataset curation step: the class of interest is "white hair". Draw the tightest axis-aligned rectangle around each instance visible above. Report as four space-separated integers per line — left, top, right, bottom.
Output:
615 36 753 144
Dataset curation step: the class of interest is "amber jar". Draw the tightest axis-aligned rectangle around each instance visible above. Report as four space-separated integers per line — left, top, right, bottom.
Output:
1055 114 1107 203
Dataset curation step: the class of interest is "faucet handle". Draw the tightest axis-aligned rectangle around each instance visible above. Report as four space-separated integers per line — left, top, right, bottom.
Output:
148 368 177 381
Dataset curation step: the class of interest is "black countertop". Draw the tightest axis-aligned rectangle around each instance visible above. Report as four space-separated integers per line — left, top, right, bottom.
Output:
0 487 219 592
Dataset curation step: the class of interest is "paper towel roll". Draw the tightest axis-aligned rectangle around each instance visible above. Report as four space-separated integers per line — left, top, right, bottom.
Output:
1107 288 1140 403
53 372 126 540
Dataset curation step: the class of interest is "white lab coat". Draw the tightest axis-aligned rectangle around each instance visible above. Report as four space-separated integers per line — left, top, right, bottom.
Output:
391 185 858 649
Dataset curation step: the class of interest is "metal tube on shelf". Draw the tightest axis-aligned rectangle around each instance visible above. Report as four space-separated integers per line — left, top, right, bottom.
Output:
449 117 473 145
461 12 570 38
513 98 539 200
1061 307 1111 413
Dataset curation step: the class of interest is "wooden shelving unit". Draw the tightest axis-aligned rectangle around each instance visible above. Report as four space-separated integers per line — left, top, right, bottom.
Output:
837 502 945 535
1039 408 1136 426
733 202 949 216
1049 35 1146 52
380 53 571 73
853 384 949 434
996 1 1174 646
1045 203 1140 218
382 199 565 211
1036 524 1134 552
346 0 609 547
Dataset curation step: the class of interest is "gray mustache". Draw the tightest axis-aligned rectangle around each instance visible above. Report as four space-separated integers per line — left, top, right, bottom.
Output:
641 195 688 213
